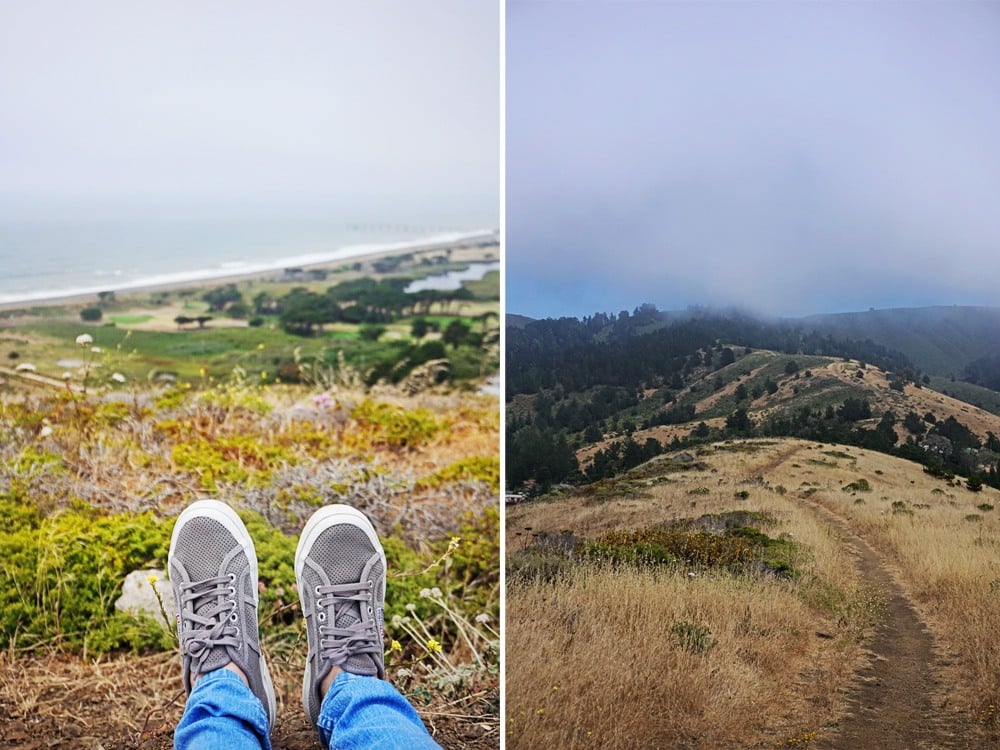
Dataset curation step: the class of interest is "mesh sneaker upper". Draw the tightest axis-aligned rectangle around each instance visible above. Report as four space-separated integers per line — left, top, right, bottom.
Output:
296 506 386 725
168 500 276 728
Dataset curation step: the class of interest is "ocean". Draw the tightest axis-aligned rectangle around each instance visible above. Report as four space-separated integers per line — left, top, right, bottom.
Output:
0 217 496 305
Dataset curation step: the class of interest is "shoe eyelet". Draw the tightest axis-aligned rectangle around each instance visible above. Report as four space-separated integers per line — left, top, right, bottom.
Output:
367 580 374 589
228 586 236 596
315 586 322 596
317 611 326 622
367 606 373 615
230 611 239 623
228 573 236 582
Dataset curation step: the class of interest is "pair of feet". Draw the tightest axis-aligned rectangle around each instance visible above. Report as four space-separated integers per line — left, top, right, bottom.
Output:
167 500 387 729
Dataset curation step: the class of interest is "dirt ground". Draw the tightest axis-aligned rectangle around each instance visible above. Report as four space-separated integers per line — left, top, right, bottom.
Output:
801 492 971 749
0 650 498 749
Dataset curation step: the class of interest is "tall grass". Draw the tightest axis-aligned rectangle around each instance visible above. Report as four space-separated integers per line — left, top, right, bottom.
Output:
506 441 885 748
797 446 1000 727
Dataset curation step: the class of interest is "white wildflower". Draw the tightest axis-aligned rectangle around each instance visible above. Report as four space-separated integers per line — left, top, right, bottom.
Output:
15 362 36 372
90 346 102 354
419 588 432 599
39 425 53 438
75 333 94 346
111 372 127 383
475 613 490 624
62 372 73 380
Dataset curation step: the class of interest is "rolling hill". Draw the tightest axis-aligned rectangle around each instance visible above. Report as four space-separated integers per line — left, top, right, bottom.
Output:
506 305 1000 493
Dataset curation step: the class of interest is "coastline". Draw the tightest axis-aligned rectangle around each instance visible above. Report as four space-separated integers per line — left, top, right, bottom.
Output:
0 229 498 313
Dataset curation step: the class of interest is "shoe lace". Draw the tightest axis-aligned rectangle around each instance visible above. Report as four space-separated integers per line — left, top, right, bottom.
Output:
315 580 379 667
179 574 241 673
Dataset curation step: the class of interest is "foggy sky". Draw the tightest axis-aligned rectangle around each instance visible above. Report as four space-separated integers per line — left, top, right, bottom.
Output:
507 1 1000 319
0 1 498 226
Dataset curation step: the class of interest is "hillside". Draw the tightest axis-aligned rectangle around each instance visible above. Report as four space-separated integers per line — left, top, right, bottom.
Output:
506 307 1000 493
0 255 500 750
801 305 1000 378
507 438 1000 748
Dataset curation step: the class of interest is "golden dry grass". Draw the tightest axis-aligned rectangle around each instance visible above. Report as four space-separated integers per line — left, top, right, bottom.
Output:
506 438 1000 748
787 444 1000 725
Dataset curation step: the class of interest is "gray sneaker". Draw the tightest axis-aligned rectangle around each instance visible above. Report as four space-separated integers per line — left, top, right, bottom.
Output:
168 499 276 727
295 504 387 725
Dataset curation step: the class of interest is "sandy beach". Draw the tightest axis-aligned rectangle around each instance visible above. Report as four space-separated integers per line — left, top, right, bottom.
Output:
0 229 498 313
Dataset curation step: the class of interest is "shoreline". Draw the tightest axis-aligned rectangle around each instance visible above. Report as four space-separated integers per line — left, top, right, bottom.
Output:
0 229 498 313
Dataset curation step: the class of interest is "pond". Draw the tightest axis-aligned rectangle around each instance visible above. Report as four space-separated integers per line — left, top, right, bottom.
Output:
404 262 499 293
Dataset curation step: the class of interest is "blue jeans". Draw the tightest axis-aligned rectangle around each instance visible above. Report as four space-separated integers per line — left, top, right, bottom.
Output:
175 669 441 750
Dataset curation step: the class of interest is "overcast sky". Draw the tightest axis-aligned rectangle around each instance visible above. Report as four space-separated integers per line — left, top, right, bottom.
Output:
507 0 1000 319
0 1 498 226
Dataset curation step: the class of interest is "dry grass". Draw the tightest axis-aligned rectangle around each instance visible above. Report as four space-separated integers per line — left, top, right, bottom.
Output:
506 441 887 749
507 567 859 749
507 438 1000 746
789 444 1000 726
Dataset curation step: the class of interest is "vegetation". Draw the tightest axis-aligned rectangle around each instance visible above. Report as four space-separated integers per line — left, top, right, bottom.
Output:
506 439 1000 748
506 305 1000 493
0 250 499 745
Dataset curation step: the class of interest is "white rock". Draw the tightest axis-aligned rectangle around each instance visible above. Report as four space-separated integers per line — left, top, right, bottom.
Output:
115 568 175 627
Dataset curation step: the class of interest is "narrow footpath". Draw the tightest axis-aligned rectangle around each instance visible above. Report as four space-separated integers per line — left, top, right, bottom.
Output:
804 497 974 749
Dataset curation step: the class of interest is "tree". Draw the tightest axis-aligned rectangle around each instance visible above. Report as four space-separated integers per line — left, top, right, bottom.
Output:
411 318 431 340
784 359 799 375
227 301 250 319
726 408 753 435
359 324 386 341
443 320 470 348
80 307 103 322
967 474 984 492
903 411 925 435
203 284 244 312
837 398 872 423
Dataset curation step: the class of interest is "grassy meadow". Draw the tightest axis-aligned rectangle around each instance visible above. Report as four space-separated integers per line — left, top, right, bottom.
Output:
0 250 500 748
506 439 1000 748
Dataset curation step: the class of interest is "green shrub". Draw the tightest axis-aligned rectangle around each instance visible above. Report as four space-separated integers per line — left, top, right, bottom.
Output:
0 493 172 653
417 456 500 492
843 478 871 493
351 399 445 448
670 621 716 653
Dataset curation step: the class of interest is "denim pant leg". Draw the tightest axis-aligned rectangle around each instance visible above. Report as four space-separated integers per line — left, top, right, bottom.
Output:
175 669 271 750
316 672 441 750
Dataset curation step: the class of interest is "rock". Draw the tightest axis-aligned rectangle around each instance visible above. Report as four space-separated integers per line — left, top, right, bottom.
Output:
114 569 174 627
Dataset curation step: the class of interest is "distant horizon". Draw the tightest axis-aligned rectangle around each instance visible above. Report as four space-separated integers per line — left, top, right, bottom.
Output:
507 300 1000 324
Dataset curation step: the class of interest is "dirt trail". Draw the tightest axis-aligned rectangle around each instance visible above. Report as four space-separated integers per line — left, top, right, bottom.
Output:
803 497 971 749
